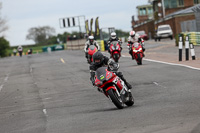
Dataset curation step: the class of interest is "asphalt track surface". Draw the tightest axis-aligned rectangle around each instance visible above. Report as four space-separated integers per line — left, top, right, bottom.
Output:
0 46 200 133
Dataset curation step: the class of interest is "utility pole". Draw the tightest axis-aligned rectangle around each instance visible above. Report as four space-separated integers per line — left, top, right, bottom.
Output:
161 0 165 18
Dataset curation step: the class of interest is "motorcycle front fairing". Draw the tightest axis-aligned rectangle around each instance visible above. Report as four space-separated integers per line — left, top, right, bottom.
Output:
132 43 143 58
88 45 97 63
95 67 127 97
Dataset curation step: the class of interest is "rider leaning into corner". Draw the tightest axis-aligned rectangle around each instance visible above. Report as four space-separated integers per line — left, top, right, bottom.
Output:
107 32 122 54
127 30 145 59
89 51 132 91
84 35 100 59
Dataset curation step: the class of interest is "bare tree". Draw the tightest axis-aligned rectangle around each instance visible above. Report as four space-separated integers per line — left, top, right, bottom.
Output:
26 26 56 45
0 2 8 36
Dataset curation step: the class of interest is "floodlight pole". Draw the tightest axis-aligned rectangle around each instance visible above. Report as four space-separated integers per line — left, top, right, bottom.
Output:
162 0 165 18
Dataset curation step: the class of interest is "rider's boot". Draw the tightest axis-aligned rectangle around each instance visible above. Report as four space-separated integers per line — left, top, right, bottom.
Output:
117 72 132 89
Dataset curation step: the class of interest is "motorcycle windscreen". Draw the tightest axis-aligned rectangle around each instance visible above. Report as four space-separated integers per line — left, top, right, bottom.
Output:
95 67 113 82
88 45 97 55
88 45 95 50
133 43 139 48
111 41 119 49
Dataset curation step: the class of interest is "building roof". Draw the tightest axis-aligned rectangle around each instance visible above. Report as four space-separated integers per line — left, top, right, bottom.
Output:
136 4 152 8
165 4 200 19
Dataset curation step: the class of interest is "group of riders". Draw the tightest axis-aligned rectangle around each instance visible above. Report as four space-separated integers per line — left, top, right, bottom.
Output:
84 30 145 91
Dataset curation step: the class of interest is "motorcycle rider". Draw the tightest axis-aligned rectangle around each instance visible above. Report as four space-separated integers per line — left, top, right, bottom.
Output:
90 51 132 90
84 35 100 59
107 32 122 54
17 45 23 57
128 30 145 59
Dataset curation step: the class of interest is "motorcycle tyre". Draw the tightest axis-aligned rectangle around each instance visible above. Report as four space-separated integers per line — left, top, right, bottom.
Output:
137 53 142 65
113 55 119 63
125 92 134 106
107 89 124 109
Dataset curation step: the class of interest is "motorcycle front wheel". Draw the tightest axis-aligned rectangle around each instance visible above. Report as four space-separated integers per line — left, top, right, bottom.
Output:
136 53 142 65
113 53 119 62
107 89 124 109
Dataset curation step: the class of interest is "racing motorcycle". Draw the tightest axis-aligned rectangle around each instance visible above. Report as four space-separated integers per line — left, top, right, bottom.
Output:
129 42 144 65
109 41 121 62
94 64 134 109
87 45 98 64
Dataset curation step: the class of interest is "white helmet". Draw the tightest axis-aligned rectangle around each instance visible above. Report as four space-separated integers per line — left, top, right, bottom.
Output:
88 36 94 44
111 32 116 39
129 31 135 38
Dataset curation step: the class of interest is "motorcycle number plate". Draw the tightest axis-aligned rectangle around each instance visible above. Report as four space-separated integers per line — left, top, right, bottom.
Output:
100 75 105 80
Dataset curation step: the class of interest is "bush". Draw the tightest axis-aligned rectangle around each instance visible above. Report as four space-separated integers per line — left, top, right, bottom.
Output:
0 37 10 57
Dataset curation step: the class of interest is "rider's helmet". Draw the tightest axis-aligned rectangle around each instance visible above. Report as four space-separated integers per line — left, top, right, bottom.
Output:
88 36 94 44
129 31 136 38
93 51 104 66
111 32 116 39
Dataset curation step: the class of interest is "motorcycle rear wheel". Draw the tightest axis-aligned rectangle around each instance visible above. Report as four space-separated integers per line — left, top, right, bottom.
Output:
107 89 124 109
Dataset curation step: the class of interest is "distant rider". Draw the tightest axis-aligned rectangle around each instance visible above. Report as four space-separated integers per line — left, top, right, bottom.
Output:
89 51 132 90
107 32 122 54
127 31 145 59
17 45 23 57
84 35 100 59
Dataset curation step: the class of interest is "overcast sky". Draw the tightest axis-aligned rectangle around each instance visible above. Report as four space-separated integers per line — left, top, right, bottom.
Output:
1 0 149 46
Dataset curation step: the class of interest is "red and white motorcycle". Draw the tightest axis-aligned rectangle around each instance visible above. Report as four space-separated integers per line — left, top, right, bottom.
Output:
87 45 98 64
128 42 144 65
94 65 134 109
109 41 121 62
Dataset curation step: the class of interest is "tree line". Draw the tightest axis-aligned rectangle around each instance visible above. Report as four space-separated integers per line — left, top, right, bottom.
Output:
0 1 129 57
0 2 9 57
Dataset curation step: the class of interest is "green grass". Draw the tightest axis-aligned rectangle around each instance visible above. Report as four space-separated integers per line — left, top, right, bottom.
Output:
8 44 62 55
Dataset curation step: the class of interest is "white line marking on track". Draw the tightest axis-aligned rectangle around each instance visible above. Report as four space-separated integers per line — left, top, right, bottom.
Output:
0 74 9 92
30 66 33 73
60 58 65 64
0 85 4 91
122 54 200 71
43 109 48 116
153 82 167 88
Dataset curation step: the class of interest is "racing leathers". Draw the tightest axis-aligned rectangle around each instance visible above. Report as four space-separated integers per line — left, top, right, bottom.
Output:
127 33 145 59
84 40 100 59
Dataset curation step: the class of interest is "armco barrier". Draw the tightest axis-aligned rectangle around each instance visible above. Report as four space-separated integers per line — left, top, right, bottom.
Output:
42 44 64 52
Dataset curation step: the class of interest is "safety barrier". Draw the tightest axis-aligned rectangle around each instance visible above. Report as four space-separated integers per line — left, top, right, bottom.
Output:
180 32 200 46
42 44 64 52
66 39 85 50
97 40 105 51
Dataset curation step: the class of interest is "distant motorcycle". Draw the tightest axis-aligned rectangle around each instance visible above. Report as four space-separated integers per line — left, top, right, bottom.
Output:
87 45 98 64
109 41 121 62
129 42 144 65
94 65 134 109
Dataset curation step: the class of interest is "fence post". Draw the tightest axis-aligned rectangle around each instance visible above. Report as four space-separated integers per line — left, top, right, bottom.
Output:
190 43 196 60
179 35 183 61
185 35 189 61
